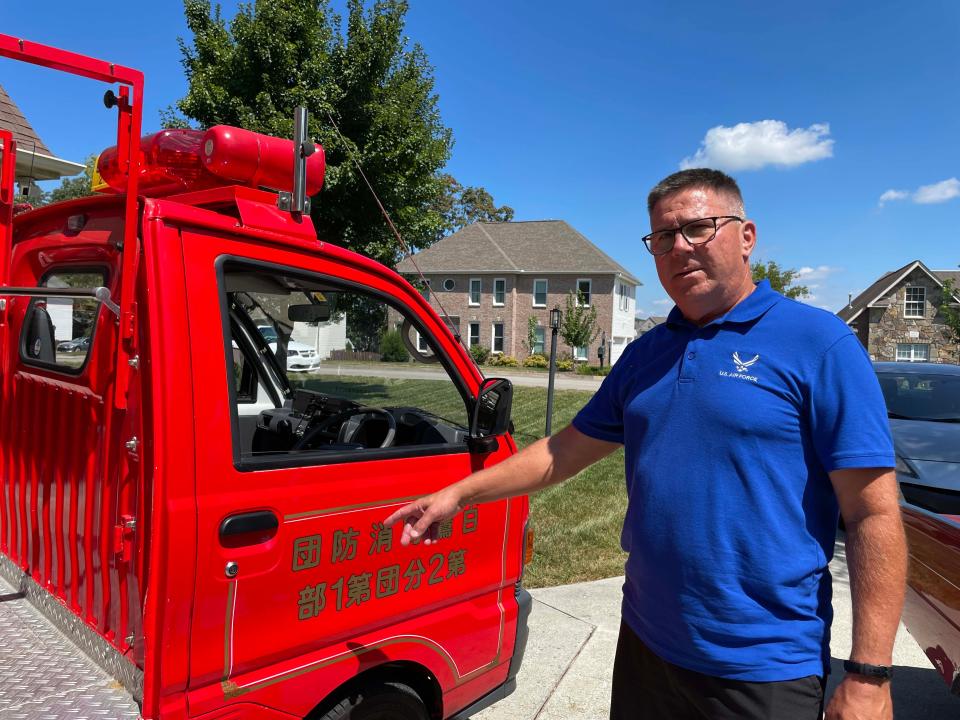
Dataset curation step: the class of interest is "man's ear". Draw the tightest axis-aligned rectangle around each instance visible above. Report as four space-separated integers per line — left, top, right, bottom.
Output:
740 219 757 258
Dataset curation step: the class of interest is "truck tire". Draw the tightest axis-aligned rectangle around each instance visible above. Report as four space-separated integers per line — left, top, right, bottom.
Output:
316 681 429 720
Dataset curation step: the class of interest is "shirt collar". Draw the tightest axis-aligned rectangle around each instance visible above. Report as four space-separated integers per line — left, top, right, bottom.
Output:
666 280 782 329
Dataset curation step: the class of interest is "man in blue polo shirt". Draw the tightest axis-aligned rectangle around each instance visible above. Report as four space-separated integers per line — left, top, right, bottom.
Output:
386 169 906 720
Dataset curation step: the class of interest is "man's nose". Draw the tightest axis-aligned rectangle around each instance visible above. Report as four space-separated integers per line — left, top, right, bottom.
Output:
667 230 696 257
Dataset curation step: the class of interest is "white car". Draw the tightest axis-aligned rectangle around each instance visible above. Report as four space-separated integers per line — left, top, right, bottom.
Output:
257 325 322 373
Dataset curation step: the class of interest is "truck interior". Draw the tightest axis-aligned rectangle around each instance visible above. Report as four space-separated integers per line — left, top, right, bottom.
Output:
223 263 472 463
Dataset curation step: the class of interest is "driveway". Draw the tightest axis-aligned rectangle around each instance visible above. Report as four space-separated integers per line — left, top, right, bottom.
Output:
473 537 958 719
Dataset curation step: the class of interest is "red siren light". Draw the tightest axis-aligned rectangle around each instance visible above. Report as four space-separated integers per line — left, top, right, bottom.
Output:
95 126 326 198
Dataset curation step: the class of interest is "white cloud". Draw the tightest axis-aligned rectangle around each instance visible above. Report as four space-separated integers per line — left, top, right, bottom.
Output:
878 189 909 206
652 298 673 306
795 265 841 282
878 178 960 207
914 178 960 204
680 120 834 172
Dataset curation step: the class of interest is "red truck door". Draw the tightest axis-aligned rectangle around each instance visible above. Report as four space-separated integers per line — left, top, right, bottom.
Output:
178 230 522 718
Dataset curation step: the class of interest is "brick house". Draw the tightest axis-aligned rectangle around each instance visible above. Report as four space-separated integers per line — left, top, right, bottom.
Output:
395 220 640 365
838 260 960 363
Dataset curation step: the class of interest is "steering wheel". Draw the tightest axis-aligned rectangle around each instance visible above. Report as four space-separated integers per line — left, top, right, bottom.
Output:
292 407 396 451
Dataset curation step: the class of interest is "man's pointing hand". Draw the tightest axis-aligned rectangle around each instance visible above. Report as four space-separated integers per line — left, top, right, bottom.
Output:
384 486 466 546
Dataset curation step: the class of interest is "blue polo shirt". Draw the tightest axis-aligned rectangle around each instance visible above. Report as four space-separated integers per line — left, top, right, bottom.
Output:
573 280 893 681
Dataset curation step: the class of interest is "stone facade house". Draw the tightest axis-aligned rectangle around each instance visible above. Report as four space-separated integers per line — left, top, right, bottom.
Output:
838 260 960 363
635 316 666 337
395 220 640 365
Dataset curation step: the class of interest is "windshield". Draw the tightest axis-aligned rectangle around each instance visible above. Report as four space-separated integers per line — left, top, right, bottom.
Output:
876 371 960 421
257 325 278 342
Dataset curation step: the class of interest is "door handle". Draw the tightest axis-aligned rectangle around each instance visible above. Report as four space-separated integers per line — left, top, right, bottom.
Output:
219 510 279 548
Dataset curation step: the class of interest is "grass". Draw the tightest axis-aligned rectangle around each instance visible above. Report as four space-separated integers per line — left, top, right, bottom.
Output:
293 374 627 588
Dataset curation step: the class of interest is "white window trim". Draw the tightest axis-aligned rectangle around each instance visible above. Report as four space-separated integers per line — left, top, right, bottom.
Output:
903 286 925 319
895 342 929 362
576 278 592 307
442 278 456 291
468 277 482 307
574 344 589 361
468 322 481 347
416 331 429 353
533 278 548 308
492 322 504 354
493 277 506 307
533 326 546 355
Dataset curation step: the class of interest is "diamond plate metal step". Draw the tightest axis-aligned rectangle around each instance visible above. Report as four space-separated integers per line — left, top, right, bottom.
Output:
0 573 141 719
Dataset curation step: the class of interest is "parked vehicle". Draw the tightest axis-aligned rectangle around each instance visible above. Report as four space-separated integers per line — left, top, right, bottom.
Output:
56 335 91 352
874 362 960 695
0 34 530 720
256 323 322 372
874 362 960 515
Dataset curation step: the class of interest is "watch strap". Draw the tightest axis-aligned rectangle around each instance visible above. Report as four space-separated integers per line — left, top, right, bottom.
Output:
843 659 893 680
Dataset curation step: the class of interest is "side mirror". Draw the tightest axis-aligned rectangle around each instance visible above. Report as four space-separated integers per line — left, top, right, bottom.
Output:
468 377 513 453
288 303 331 323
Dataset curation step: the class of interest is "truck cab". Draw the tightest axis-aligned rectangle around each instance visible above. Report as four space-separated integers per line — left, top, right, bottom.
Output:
0 34 530 720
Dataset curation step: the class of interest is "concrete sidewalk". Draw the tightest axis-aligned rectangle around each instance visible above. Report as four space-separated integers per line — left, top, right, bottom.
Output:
474 539 959 719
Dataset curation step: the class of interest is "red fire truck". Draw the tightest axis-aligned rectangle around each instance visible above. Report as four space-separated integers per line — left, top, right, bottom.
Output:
0 34 531 719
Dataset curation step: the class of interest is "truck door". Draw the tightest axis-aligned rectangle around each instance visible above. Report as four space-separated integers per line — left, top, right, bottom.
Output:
181 236 519 717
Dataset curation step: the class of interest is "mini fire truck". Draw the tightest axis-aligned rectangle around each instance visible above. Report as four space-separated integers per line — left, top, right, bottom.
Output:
0 34 531 720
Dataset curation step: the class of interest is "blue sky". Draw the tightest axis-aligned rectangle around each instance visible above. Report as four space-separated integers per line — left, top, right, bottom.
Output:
4 1 959 315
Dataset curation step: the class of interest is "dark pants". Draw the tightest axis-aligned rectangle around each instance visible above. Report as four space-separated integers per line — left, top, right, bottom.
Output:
610 622 826 720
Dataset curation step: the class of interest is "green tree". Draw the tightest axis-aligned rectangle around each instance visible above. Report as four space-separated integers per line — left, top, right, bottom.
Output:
940 279 960 358
751 260 810 299
435 174 514 235
560 291 599 359
169 0 457 267
48 155 97 204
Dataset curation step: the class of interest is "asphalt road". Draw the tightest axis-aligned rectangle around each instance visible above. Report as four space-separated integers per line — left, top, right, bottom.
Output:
310 362 606 391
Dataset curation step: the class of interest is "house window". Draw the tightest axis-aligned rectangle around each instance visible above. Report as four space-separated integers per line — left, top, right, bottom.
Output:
904 286 925 318
469 322 480 347
492 323 504 353
417 332 429 353
896 343 929 362
533 326 545 355
421 279 431 301
577 279 592 306
618 282 630 311
574 345 588 361
533 279 548 307
494 278 506 306
443 278 456 291
468 278 481 306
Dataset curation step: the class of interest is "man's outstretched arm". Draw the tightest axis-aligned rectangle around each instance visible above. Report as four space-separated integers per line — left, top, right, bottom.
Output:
384 424 620 545
825 467 906 720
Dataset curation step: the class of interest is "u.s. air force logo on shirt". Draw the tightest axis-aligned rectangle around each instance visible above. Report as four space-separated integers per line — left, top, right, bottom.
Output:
719 351 760 383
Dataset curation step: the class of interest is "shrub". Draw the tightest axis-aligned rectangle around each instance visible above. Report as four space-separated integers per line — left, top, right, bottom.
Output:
489 354 519 367
379 330 409 362
575 363 612 376
522 353 548 368
469 344 490 365
556 358 574 372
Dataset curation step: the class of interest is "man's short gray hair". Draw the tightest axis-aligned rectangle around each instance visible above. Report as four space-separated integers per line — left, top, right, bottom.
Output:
647 168 745 217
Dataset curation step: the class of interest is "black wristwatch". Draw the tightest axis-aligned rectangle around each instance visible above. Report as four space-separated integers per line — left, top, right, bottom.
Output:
843 659 893 681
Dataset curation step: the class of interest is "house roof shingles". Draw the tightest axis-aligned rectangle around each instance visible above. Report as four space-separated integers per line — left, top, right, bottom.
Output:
397 220 641 286
0 84 52 156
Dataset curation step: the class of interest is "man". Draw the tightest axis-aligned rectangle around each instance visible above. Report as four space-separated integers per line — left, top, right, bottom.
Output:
385 169 906 720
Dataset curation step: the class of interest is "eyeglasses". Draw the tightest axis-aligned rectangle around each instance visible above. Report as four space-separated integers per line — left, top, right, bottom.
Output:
641 216 743 256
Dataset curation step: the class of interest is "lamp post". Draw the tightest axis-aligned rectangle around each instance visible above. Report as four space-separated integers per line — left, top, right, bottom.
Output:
545 307 562 436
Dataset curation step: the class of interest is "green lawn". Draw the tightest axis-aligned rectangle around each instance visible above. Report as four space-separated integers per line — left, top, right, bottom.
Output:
293 374 627 588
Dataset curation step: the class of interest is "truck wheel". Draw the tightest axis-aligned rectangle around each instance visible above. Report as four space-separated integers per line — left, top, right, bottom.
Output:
316 681 429 720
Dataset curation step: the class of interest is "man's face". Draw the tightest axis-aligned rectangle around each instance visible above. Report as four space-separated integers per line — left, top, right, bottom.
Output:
649 187 756 323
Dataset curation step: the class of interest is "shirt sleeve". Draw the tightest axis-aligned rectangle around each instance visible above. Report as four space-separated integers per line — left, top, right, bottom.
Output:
571 342 635 444
808 333 894 472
